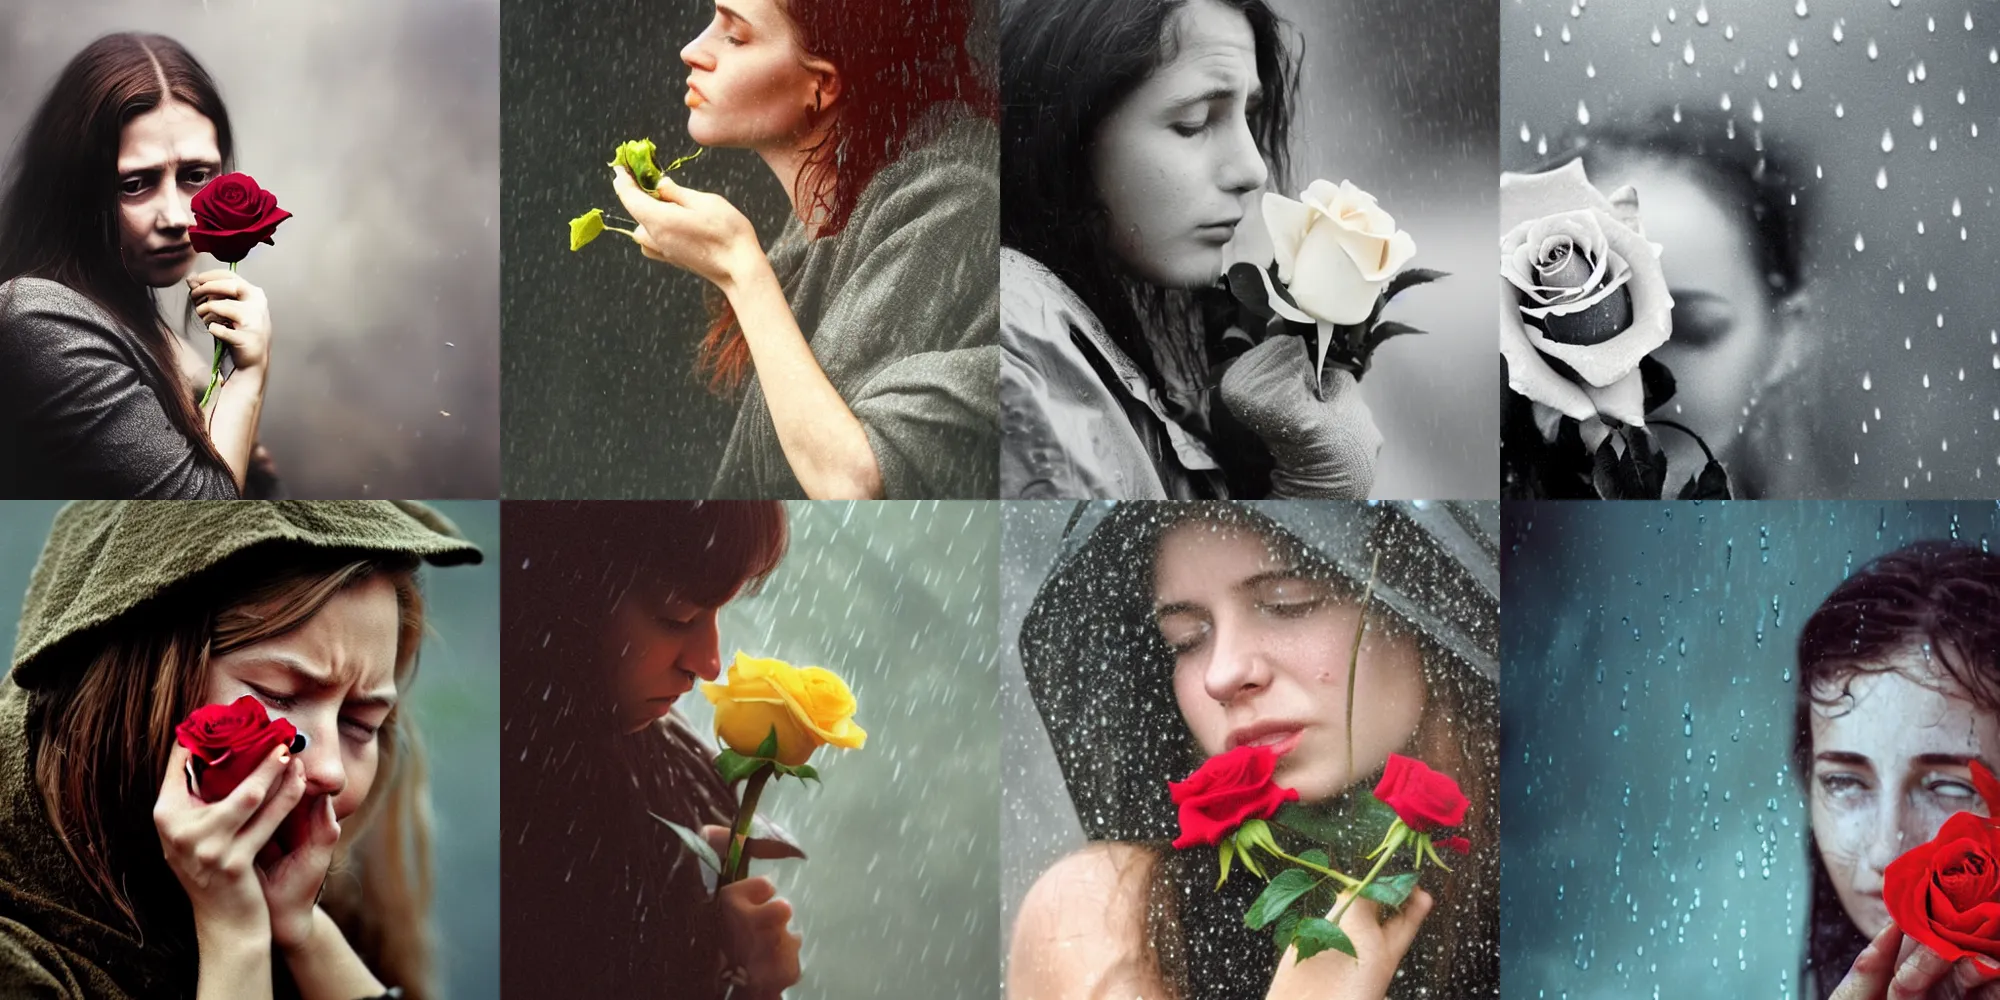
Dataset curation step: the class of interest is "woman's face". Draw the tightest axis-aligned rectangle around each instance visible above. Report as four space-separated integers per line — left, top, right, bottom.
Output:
116 101 219 288
1808 650 2000 940
680 0 831 151
1591 157 1782 457
204 575 402 827
603 580 734 733
1091 0 1270 289
1154 521 1424 803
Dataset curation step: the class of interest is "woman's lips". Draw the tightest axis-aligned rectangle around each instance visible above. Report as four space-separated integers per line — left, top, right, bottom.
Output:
685 82 706 109
150 243 192 259
1230 725 1306 757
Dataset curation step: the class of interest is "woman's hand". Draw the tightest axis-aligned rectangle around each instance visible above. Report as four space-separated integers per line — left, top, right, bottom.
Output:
1830 922 2000 1000
701 825 804 997
610 165 761 291
261 795 341 953
155 742 301 939
1219 335 1382 499
1267 888 1433 1000
188 270 275 378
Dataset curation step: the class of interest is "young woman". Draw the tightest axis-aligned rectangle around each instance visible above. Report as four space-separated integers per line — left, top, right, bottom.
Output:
1010 502 1500 999
500 501 804 999
0 500 480 1000
1796 542 2000 999
609 0 998 500
0 33 280 499
999 0 1382 500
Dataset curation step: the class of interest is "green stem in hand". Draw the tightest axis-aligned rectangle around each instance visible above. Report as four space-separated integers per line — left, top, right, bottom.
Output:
1329 822 1406 928
196 260 236 410
721 765 774 886
1260 844 1361 889
1344 550 1382 788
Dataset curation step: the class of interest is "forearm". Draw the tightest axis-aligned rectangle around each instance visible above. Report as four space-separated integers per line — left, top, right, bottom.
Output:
204 367 265 494
279 907 387 1000
722 258 884 499
195 923 274 1000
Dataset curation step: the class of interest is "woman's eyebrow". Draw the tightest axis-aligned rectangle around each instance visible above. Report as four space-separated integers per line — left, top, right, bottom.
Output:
716 3 752 28
1814 750 1875 768
239 653 398 708
1912 752 1982 768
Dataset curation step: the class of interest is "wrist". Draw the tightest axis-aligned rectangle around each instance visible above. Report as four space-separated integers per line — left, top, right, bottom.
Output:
715 240 774 300
195 914 272 962
275 904 327 957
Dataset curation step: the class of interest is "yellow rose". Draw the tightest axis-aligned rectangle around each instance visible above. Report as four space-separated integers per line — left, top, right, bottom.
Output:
702 652 867 766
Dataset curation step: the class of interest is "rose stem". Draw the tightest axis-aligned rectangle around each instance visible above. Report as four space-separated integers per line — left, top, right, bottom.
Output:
1344 550 1382 789
721 765 774 887
1649 420 1719 465
1328 823 1405 929
197 260 237 410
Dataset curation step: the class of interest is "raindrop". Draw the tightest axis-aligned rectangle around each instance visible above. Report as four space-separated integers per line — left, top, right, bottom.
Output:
1794 0 1807 17
1696 2 1709 25
1751 99 1764 123
1520 122 1532 143
1652 25 1663 45
1561 24 1571 43
1928 272 1938 292
1537 135 1548 156
1587 62 1597 78
1924 373 1932 389
1791 68 1803 90
1668 6 1677 23
1767 70 1780 89
1928 15 1936 32
1929 136 1938 152
1882 129 1895 153
1854 233 1866 252
1876 167 1889 190
1685 40 1697 65
1862 372 1873 391
1725 24 1735 40
1959 89 1967 106
1917 61 1928 82
1913 105 1925 128
1835 102 1845 118
1578 101 1591 125
1969 11 1976 31
1868 39 1879 60
1831 20 1844 43
1992 48 1998 64
1534 23 1544 37
1720 92 1733 111
1787 37 1799 58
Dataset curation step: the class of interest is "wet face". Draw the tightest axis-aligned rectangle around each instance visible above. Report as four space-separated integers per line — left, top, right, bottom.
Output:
1090 0 1270 289
680 0 833 150
1591 158 1779 457
1808 650 2000 940
602 580 734 733
116 101 220 288
1154 521 1425 803
204 575 401 828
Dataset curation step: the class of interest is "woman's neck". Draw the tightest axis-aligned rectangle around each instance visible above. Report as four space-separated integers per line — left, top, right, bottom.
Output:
755 123 838 232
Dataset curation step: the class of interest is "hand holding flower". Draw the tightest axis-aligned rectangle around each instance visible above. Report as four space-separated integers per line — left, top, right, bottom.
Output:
188 269 274 391
610 165 761 290
188 173 289 408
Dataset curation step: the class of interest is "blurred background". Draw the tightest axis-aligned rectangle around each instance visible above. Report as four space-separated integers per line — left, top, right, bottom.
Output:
1505 0 2000 497
0 1 500 498
501 0 997 498
0 501 499 999
1231 0 1500 498
1502 501 2000 999
671 501 1001 998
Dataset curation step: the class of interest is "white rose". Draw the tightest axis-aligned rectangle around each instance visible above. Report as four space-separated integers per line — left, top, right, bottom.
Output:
1498 159 1674 446
1262 179 1417 326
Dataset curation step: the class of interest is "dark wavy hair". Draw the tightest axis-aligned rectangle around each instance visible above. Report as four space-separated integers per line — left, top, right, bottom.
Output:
500 501 789 996
701 0 998 393
1791 540 2000 999
0 33 234 474
1001 0 1297 397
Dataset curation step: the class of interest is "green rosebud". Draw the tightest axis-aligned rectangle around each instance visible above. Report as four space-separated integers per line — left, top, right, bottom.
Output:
612 138 664 192
568 208 606 251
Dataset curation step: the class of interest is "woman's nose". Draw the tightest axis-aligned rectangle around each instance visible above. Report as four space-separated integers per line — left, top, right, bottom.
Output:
681 28 714 71
1859 796 1917 880
1217 117 1269 196
1202 619 1270 705
159 185 193 232
295 724 347 798
680 610 723 682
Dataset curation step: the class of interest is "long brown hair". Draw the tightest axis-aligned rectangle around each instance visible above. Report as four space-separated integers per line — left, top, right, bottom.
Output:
27 547 436 999
699 0 997 393
0 32 234 476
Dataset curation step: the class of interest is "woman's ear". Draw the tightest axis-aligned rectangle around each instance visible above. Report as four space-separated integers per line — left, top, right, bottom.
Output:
802 54 842 115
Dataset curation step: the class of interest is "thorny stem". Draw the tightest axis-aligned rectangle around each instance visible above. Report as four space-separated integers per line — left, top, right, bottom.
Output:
1649 420 1718 465
197 259 236 410
1344 550 1382 789
1328 824 1405 929
721 765 773 886
1258 842 1361 889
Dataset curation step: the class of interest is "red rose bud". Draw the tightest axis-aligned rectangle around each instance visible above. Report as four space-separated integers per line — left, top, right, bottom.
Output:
189 172 292 264
1439 836 1471 855
1168 745 1300 850
1885 810 2000 966
174 695 300 802
1373 754 1468 832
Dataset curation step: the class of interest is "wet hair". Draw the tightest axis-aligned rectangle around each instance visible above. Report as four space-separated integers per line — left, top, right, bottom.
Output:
1552 105 1805 298
499 501 789 994
1791 540 2000 998
1001 0 1298 398
700 0 997 393
1021 502 1500 999
0 33 234 475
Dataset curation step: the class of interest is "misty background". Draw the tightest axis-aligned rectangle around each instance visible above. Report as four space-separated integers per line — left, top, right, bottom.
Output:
1502 501 2000 999
672 501 1001 998
0 1 500 498
0 501 499 999
1505 1 2000 497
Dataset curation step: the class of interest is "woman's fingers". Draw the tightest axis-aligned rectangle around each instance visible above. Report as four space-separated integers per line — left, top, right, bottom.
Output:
1378 887 1434 958
1828 919 1904 1000
208 322 246 347
230 758 305 865
610 165 663 217
1889 943 1956 1000
188 273 248 303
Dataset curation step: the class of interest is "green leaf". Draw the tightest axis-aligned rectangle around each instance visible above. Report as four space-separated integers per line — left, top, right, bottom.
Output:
568 208 605 251
1272 911 1303 953
773 761 820 783
1676 458 1733 500
1290 917 1357 962
1226 262 1276 320
755 726 781 761
1217 840 1235 889
1299 849 1331 871
1359 871 1420 908
1245 868 1319 930
611 138 664 191
1382 267 1450 301
1640 354 1678 414
714 749 766 785
650 813 722 874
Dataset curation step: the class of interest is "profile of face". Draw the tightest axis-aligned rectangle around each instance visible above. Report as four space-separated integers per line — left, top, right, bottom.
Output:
602 580 734 733
1154 521 1424 803
1592 157 1790 457
203 574 402 826
1808 650 2000 940
1091 0 1270 289
681 0 838 151
116 100 219 288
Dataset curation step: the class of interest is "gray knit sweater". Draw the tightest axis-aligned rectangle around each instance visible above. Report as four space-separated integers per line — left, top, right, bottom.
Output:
709 110 1000 498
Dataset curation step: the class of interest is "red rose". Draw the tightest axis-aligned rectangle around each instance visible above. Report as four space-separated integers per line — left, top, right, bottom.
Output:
1373 754 1467 831
189 172 292 264
174 695 299 802
1886 762 2000 969
1168 745 1300 850
1439 836 1471 855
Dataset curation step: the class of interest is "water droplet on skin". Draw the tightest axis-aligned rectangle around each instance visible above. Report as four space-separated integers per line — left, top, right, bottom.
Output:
1578 100 1591 125
1882 129 1895 153
1685 40 1697 65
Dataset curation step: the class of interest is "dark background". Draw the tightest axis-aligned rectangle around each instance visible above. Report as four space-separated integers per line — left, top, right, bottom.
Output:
1505 0 2000 497
0 1 501 498
0 501 500 1000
